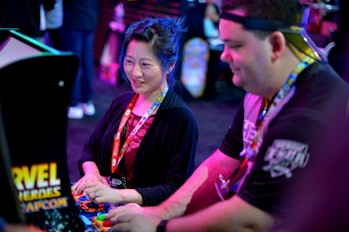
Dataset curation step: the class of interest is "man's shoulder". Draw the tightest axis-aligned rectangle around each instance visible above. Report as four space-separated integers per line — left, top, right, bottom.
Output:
297 62 349 100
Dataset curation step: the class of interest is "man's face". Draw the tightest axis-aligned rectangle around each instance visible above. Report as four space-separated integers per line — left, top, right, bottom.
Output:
219 9 274 96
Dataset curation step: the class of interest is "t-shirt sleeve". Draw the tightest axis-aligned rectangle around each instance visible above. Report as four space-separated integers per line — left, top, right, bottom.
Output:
218 101 244 160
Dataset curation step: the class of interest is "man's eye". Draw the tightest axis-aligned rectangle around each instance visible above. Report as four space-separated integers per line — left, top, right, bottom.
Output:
227 44 241 49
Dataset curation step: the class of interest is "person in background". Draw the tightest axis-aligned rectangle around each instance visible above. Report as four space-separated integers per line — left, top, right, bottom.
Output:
184 0 220 41
72 17 198 207
0 0 55 42
104 0 349 231
59 0 99 119
44 0 63 48
328 0 349 83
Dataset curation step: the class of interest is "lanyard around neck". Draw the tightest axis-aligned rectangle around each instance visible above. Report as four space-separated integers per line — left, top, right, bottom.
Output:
236 57 315 179
111 87 169 173
216 57 315 198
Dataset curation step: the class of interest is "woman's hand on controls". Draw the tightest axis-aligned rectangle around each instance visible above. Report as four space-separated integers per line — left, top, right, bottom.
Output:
72 173 108 195
84 181 124 204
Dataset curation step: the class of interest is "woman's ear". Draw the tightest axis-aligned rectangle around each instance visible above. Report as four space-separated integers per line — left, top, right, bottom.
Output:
269 31 286 61
168 63 175 73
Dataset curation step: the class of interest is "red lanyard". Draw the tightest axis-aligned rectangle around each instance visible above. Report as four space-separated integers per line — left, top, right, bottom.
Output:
111 87 169 173
111 94 138 173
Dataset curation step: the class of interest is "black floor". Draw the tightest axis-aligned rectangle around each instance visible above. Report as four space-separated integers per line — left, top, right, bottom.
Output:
66 71 245 182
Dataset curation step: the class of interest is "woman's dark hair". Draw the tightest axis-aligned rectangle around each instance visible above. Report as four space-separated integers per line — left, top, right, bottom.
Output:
119 17 186 87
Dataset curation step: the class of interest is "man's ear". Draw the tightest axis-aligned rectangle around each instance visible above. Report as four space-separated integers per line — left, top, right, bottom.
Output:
269 31 286 61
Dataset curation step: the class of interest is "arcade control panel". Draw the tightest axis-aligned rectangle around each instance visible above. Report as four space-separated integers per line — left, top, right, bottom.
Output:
71 188 115 231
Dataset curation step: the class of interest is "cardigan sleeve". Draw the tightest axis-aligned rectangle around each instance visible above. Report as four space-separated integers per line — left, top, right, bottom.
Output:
133 91 199 206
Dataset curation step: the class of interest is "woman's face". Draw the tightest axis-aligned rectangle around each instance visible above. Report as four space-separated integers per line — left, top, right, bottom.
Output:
123 40 168 97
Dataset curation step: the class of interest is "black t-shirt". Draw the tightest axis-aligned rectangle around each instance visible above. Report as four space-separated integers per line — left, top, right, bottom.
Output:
219 62 349 218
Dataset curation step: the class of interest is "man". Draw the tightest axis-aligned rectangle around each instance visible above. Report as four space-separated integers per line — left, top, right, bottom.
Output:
105 0 349 231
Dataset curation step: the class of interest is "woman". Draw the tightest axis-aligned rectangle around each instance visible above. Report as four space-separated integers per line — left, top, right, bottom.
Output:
72 17 198 206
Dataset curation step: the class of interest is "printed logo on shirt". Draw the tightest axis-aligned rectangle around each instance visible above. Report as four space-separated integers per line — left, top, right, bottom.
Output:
243 119 257 145
262 139 309 178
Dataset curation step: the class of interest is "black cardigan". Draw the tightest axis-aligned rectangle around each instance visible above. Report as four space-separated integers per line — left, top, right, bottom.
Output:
78 89 198 205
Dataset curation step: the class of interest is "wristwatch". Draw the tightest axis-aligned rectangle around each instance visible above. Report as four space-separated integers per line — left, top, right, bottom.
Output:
156 220 168 232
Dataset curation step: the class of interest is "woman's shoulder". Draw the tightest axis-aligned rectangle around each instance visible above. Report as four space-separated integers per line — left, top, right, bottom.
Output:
159 90 197 123
162 89 191 109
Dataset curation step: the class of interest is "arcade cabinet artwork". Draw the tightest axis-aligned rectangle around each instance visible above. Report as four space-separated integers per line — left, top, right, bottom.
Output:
180 37 209 98
0 29 86 231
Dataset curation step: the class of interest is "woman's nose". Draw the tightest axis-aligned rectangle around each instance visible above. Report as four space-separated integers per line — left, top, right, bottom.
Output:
131 64 142 77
